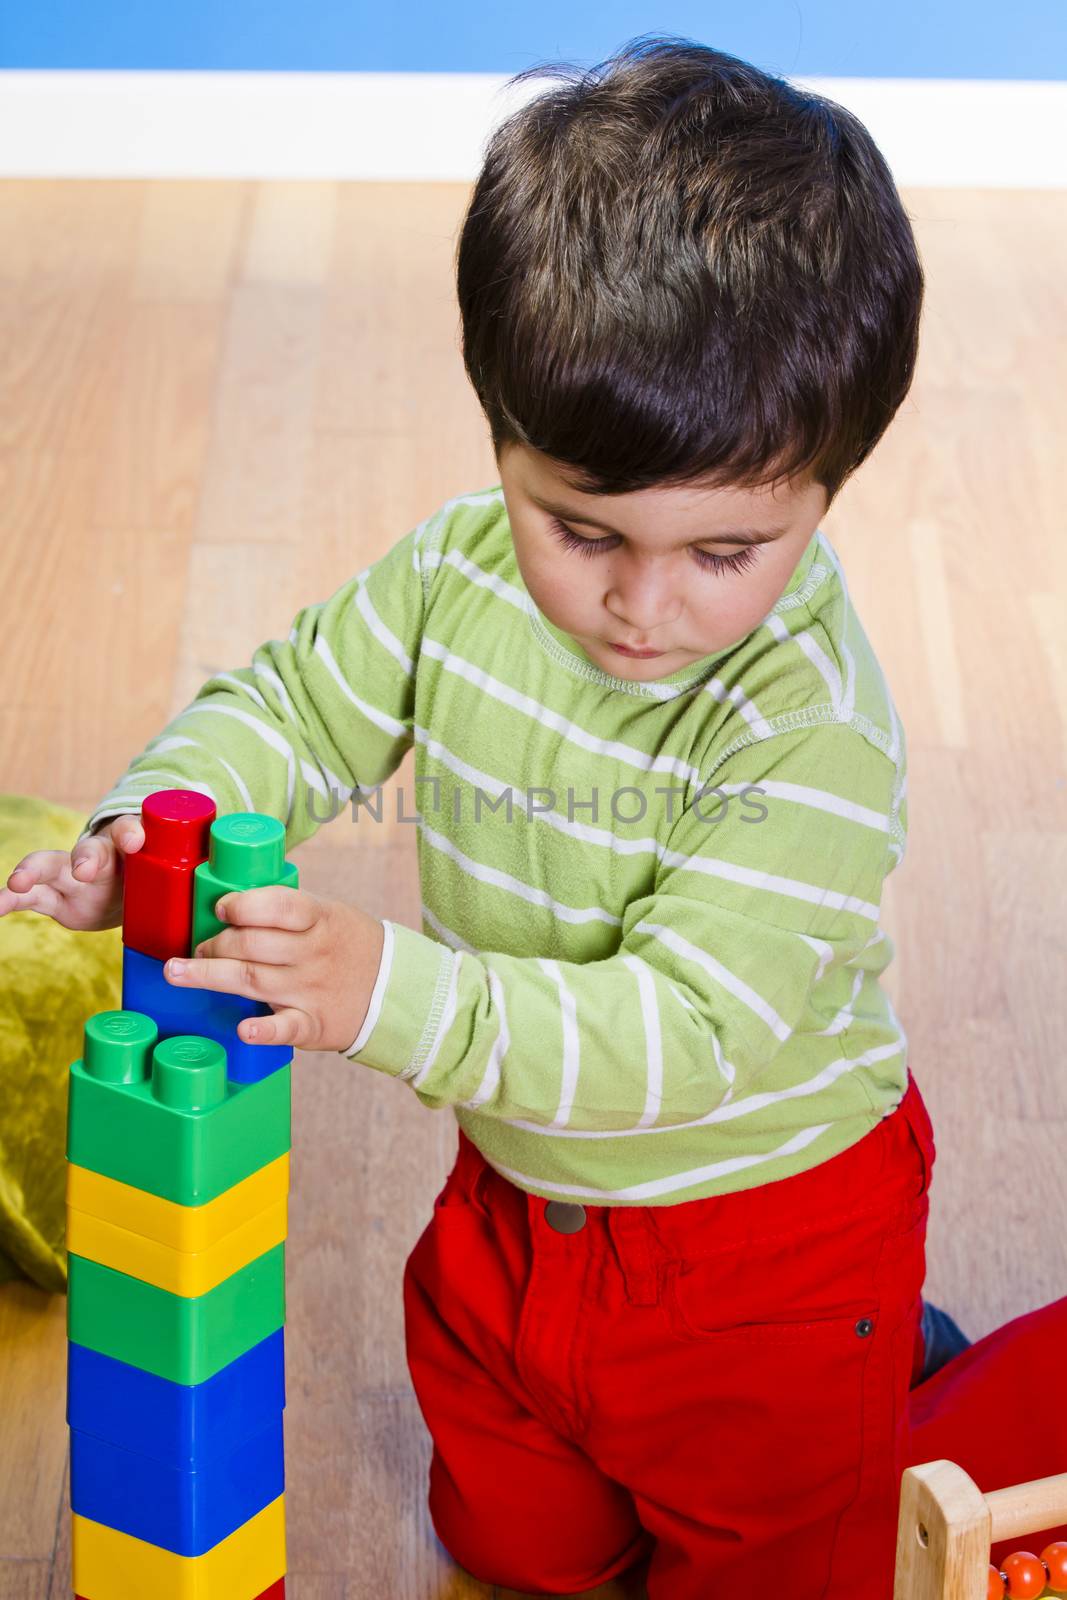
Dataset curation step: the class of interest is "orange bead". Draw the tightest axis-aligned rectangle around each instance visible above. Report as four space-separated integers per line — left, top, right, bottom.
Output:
1002 1550 1048 1598
1042 1542 1067 1593
988 1565 1008 1600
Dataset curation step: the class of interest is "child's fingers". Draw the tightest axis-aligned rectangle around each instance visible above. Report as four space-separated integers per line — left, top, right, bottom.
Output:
70 816 144 881
0 870 62 920
238 1010 303 1047
70 842 105 880
0 849 72 918
112 815 145 854
0 881 26 917
5 849 62 893
70 836 118 881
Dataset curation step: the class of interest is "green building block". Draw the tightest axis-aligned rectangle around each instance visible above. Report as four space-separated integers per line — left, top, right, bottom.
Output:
67 1243 285 1384
66 1018 290 1205
191 812 299 951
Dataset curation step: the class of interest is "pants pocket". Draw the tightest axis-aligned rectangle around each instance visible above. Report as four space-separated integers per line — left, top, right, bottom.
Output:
664 1252 881 1346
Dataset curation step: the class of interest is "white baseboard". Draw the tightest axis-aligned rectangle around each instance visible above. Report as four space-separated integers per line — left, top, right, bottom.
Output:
0 70 1064 188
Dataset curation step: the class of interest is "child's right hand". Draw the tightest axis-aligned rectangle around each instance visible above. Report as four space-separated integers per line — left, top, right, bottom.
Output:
0 814 144 932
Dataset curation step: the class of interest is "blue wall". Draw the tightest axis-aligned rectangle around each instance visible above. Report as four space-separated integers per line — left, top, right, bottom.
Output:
1 1 1064 80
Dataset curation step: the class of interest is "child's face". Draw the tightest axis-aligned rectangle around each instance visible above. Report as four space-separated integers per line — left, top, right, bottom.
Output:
499 442 829 681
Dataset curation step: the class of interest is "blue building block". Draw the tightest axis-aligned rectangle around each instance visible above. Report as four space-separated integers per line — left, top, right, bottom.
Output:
122 944 292 1085
70 1414 285 1556
67 1329 285 1468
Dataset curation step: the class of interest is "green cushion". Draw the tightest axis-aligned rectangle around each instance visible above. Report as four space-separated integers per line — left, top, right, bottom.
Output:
0 795 123 1291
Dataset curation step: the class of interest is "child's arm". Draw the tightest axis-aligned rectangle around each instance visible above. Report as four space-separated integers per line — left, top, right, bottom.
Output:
75 511 440 853
3 507 443 931
341 719 905 1126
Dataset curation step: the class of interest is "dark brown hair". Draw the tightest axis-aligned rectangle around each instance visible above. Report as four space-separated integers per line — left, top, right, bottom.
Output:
455 34 925 508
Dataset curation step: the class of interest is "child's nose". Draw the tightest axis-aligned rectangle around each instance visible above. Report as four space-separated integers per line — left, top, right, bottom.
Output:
606 591 682 633
605 559 683 629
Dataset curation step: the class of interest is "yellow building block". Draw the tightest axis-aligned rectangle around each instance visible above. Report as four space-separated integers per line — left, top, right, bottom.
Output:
72 1493 285 1600
66 1198 288 1296
66 1153 289 1250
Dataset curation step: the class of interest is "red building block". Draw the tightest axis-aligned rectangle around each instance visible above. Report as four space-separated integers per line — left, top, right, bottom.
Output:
122 790 216 964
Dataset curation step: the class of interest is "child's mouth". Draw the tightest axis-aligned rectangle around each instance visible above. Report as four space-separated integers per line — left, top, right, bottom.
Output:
608 641 665 658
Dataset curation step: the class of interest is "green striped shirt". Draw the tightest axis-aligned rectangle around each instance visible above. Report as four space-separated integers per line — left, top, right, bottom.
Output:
81 484 910 1205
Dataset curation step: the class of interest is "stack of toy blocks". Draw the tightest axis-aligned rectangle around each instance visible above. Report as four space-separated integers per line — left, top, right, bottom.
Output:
65 789 299 1599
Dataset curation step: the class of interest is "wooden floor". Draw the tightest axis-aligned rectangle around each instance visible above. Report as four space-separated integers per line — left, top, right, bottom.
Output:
0 179 1064 1599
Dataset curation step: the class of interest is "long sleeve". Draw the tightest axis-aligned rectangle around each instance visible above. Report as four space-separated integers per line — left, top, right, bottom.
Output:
79 513 439 852
341 718 903 1129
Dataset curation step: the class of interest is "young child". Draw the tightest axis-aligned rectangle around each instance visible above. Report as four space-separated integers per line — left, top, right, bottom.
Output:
2 36 973 1599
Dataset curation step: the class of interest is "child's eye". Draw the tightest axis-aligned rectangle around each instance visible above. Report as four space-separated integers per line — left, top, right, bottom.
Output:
547 519 759 577
691 542 759 575
547 520 610 561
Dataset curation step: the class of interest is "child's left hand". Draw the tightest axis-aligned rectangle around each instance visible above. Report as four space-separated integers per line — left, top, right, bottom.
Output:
164 886 385 1054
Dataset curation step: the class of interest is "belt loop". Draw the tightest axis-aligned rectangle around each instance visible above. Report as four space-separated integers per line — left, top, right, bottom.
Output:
607 1206 660 1306
456 1129 491 1211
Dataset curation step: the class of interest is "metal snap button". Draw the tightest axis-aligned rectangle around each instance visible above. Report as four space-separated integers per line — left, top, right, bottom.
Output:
855 1317 875 1338
545 1201 587 1234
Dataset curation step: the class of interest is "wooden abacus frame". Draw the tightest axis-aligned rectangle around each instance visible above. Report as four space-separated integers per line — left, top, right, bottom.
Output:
895 1461 1067 1599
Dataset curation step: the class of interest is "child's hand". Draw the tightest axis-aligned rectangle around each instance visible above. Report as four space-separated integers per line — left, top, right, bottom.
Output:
0 814 144 932
164 886 386 1054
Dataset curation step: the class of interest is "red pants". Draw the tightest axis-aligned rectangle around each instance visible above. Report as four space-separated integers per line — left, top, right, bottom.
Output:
402 1071 1067 1596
